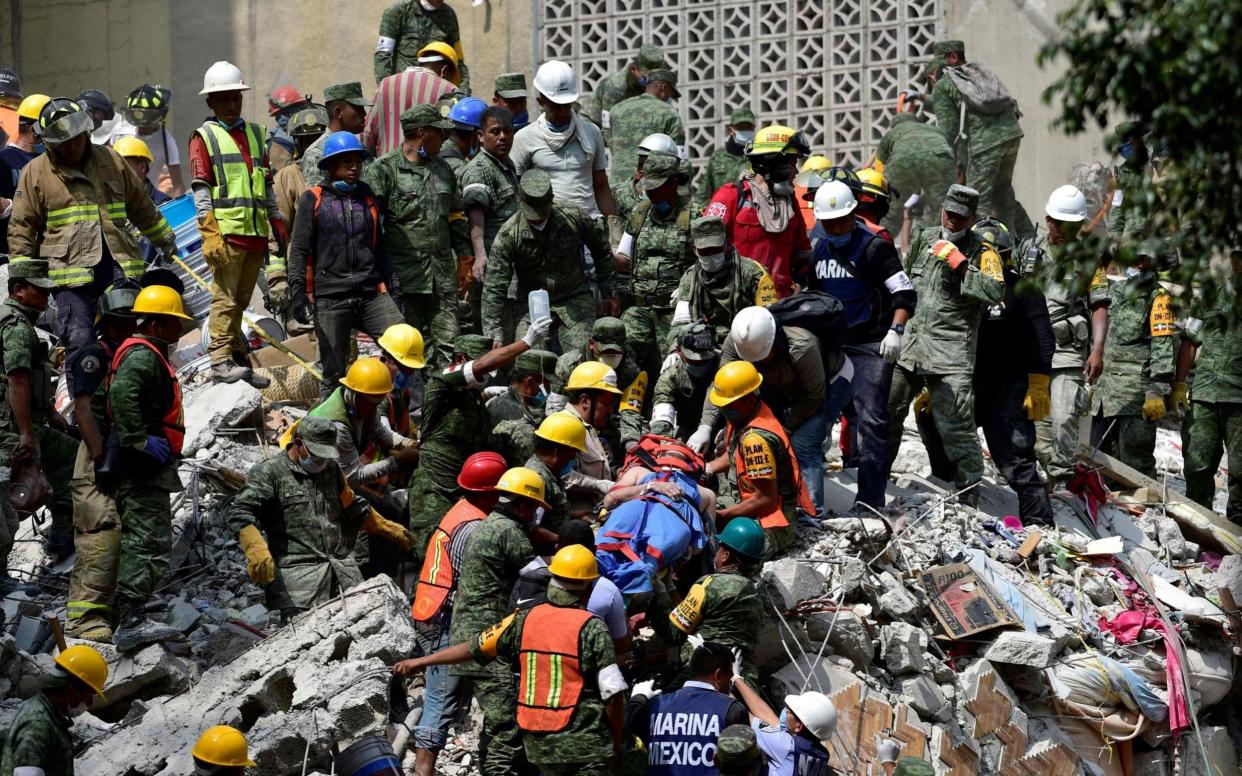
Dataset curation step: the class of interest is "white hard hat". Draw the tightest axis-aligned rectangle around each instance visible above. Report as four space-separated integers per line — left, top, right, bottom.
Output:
1044 184 1088 223
532 60 580 105
785 691 838 740
200 61 250 95
730 306 777 363
638 132 679 158
813 180 858 220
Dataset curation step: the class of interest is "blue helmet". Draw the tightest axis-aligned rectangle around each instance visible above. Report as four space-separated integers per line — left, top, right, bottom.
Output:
447 96 488 131
317 131 368 169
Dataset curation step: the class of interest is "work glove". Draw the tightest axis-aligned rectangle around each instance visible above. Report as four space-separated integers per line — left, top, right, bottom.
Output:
142 435 172 465
198 211 226 267
1170 381 1190 416
730 647 745 683
522 315 554 348
930 239 968 271
686 633 705 650
1141 391 1167 422
912 389 931 417
362 510 415 551
1023 373 1052 421
293 301 315 326
687 424 714 455
631 679 661 699
268 275 290 313
879 328 903 364
238 525 276 585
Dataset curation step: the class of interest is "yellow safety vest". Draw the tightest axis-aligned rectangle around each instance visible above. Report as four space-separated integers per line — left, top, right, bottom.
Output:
195 121 269 237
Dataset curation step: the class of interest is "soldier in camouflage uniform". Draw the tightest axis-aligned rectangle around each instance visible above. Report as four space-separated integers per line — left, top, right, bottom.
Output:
299 82 370 188
874 112 956 238
925 40 1033 238
650 323 720 440
607 69 685 186
695 107 756 211
373 0 471 93
1176 257 1242 523
670 216 778 346
550 318 647 454
525 413 589 535
581 44 667 143
1 645 107 776
488 348 558 466
0 261 77 570
1106 121 1153 246
227 416 413 618
462 106 519 338
888 185 1006 499
364 104 469 367
481 169 618 354
610 132 682 259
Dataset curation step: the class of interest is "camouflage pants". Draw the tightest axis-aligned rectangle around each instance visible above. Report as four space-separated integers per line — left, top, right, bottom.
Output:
405 467 454 567
401 291 460 369
1094 414 1158 479
888 368 984 491
0 424 77 554
536 761 611 776
1035 369 1089 483
1181 400 1242 523
476 660 526 776
966 139 1034 239
67 442 122 634
113 480 173 607
622 305 674 378
882 149 956 237
516 291 595 355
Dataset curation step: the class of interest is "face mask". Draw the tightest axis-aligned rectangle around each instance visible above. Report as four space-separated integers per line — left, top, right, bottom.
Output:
1125 266 1142 278
599 352 623 369
826 231 853 248
560 458 578 477
298 454 328 474
772 180 794 196
519 382 548 408
779 708 790 732
512 110 530 128
276 113 291 132
698 250 728 273
417 145 429 159
331 180 357 193
420 0 437 10
941 226 968 243
467 145 479 159
637 75 650 88
733 130 755 145
721 406 744 424
547 118 572 133
220 117 245 131
684 359 714 378
651 199 674 217
393 370 411 391
533 506 546 525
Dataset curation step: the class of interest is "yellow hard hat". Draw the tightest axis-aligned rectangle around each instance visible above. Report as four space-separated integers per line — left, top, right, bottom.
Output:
857 167 890 199
800 155 833 174
535 411 589 452
113 135 153 162
54 645 108 699
708 360 763 407
132 285 193 321
377 323 426 369
417 42 461 84
748 124 796 156
494 466 549 507
565 361 622 395
192 725 256 767
548 544 599 581
340 356 394 395
17 93 51 121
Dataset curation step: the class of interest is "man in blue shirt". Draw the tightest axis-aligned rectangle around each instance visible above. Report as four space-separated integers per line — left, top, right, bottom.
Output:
732 662 838 775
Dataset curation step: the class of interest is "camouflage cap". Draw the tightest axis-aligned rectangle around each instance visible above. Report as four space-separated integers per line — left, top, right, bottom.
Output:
518 169 554 220
894 757 936 776
453 334 494 360
714 724 759 769
691 215 728 249
1109 119 1149 151
515 348 558 378
932 40 966 57
942 183 980 216
679 322 719 360
289 105 329 137
8 260 57 290
646 68 680 98
729 106 756 126
323 81 371 108
635 44 666 71
296 416 341 460
590 317 626 351
640 154 682 191
494 72 528 99
400 103 454 132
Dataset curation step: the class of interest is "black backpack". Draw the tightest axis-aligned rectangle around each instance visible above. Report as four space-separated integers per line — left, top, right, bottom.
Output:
766 290 847 353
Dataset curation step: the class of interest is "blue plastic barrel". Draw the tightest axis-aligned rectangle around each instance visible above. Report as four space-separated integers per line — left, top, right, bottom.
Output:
333 735 402 776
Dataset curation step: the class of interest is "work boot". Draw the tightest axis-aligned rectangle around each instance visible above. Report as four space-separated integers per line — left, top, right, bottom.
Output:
113 609 183 653
211 361 250 384
232 352 271 389
65 620 113 644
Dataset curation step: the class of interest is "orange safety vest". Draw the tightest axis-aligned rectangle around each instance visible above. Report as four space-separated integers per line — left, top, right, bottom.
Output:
729 402 814 529
517 604 594 733
410 499 487 622
106 337 185 454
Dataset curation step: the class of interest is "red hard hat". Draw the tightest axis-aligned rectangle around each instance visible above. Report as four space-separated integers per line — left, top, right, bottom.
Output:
457 452 507 492
269 85 305 115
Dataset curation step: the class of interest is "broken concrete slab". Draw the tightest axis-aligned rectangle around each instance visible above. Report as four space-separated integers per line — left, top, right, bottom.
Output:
61 639 198 713
771 654 861 700
164 598 202 634
761 558 825 609
1217 553 1242 603
182 381 263 456
879 622 927 676
805 611 873 671
899 674 950 721
984 631 1057 668
878 582 922 622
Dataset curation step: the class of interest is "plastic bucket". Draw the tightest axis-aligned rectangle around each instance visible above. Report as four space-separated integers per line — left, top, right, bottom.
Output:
333 735 402 776
158 196 213 323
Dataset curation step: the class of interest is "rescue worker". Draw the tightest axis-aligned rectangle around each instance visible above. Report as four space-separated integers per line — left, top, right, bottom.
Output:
581 44 667 142
492 73 529 130
116 84 185 197
481 168 619 353
715 724 762 776
0 94 48 220
396 466 551 775
406 321 552 560
1175 252 1242 523
462 106 518 338
874 113 956 239
794 155 833 231
407 452 506 776
364 103 468 367
396 544 627 776
855 167 896 240
267 105 328 328
651 322 720 440
287 131 403 394
112 136 174 268
703 361 815 556
1106 121 1151 247
607 69 685 185
526 411 590 535
189 62 285 388
374 0 471 92
550 316 647 450
0 260 77 570
696 107 756 211
487 348 558 465
559 362 623 513
265 84 308 172
301 82 370 185
0 645 108 774
670 517 765 686
0 68 22 146
705 125 811 298
610 132 682 229
365 44 457 159
442 96 488 178
103 285 193 652
1030 185 1111 485
375 322 425 442
626 641 751 775
190 725 255 776
228 415 413 620
807 180 916 513
64 280 140 641
671 216 778 346
887 185 1005 502
8 97 179 384
731 674 837 776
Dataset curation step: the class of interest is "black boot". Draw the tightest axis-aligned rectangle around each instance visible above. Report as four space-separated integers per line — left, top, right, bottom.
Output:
113 602 183 653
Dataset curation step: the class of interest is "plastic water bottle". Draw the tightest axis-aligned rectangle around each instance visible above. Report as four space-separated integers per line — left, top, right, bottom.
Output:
528 289 550 321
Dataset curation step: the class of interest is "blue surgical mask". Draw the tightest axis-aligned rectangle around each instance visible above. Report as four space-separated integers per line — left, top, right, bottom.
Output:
638 75 650 88
417 146 429 159
331 180 357 193
298 453 328 474
685 360 714 378
733 130 755 145
826 231 853 248
512 111 530 128
219 117 245 131
560 458 578 477
393 370 411 391
651 200 674 217
779 708 790 732
1118 141 1134 160
276 113 291 132
547 118 573 133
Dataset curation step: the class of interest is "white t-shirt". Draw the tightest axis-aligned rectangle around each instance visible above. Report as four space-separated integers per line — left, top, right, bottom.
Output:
511 117 607 219
109 120 180 187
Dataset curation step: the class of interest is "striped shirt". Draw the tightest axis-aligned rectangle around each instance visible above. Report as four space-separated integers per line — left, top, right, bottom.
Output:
363 67 456 157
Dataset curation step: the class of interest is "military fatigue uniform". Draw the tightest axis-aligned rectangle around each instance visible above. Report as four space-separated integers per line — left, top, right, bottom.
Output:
611 178 643 227
1181 291 1242 522
695 146 748 211
0 298 76 560
461 149 520 338
1107 161 1150 244
670 569 763 687
298 133 329 189
672 250 777 345
1090 271 1175 477
481 204 615 354
488 391 542 467
888 227 1006 492
607 94 685 186
650 353 713 440
1027 234 1111 482
364 148 468 366
0 692 74 776
554 347 647 454
620 200 696 372
374 0 471 92
874 114 956 237
524 455 571 535
582 70 642 145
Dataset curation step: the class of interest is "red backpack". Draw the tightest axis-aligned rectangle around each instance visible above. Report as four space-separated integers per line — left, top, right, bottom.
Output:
621 434 706 480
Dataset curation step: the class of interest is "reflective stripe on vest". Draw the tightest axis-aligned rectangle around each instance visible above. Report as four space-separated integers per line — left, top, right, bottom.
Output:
517 604 593 733
107 337 184 454
411 499 487 622
646 684 733 776
729 402 814 528
195 121 269 237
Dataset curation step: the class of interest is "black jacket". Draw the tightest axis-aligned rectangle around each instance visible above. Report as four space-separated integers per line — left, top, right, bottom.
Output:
288 181 394 304
976 266 1054 380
